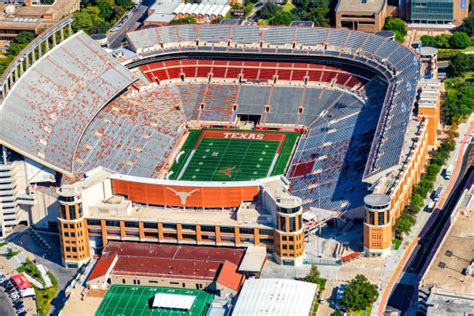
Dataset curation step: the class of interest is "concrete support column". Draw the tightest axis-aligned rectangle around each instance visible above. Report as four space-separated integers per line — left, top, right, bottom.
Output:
38 44 42 58
68 23 72 37
19 60 24 76
60 27 64 42
45 38 50 52
52 33 57 47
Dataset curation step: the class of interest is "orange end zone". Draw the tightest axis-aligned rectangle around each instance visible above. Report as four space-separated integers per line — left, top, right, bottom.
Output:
196 130 287 153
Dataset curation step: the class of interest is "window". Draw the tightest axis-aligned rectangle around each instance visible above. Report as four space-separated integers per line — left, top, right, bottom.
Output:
124 221 138 228
163 223 177 230
59 204 67 219
87 219 101 226
200 225 215 232
220 226 235 234
163 233 177 239
143 222 158 229
182 234 195 239
181 224 195 231
122 279 126 284
239 228 253 235
106 220 120 227
289 217 296 232
259 229 273 236
59 196 75 202
369 212 375 225
69 208 77 220
378 212 385 225
279 216 286 231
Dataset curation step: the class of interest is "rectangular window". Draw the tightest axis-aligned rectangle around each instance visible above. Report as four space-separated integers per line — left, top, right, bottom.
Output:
220 226 235 234
200 225 215 232
124 221 139 228
87 219 101 226
106 220 120 227
143 222 158 229
279 217 286 231
378 212 385 225
289 217 296 232
163 223 177 230
239 228 253 235
369 212 375 225
181 224 195 231
182 234 195 239
69 208 77 220
259 229 273 236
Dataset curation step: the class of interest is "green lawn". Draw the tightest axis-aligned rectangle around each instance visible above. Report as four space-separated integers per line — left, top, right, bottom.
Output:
96 285 214 316
350 307 372 316
392 239 402 250
169 129 299 181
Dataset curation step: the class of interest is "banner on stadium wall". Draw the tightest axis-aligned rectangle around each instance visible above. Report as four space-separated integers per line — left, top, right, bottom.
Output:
111 179 260 208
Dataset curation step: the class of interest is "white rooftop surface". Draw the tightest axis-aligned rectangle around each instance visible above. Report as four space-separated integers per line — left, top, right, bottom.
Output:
232 279 318 316
146 0 181 23
238 246 267 273
152 293 196 310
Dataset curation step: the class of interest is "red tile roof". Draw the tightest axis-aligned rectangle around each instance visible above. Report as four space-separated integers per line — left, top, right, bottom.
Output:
88 254 116 281
113 256 221 280
88 241 246 284
216 261 244 292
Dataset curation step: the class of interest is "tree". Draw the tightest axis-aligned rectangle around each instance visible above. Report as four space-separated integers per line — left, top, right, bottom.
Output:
260 3 281 20
170 17 197 25
97 0 113 19
448 53 473 77
383 17 407 42
305 264 321 284
14 32 35 45
449 32 471 49
72 11 94 32
116 0 133 10
459 15 474 36
395 213 415 237
340 275 378 312
270 12 293 25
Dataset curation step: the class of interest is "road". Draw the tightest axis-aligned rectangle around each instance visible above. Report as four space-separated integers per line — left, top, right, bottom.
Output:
385 129 474 314
107 4 148 49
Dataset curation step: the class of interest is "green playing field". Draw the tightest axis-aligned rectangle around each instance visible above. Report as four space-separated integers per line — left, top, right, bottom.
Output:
168 129 298 182
95 285 213 316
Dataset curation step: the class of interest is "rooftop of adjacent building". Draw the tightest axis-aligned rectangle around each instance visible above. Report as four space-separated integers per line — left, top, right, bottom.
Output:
88 241 246 282
421 185 474 298
336 0 385 14
0 0 78 22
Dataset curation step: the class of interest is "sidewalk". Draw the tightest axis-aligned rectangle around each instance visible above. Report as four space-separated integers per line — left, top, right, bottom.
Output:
373 113 474 315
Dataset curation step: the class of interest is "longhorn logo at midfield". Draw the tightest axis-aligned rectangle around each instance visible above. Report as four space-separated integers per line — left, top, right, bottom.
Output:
166 187 200 205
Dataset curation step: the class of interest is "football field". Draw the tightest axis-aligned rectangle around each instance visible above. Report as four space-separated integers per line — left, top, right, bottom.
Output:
169 129 298 182
96 285 213 316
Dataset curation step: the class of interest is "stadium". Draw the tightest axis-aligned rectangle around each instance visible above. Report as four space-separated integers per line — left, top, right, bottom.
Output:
0 19 436 266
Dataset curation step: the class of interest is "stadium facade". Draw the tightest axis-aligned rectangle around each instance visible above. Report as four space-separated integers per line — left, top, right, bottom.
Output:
0 20 439 267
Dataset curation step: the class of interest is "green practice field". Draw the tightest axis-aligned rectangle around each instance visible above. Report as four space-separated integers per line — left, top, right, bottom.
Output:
96 285 213 316
168 129 299 182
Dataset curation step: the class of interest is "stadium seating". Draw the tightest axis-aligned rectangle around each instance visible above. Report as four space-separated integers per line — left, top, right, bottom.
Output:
140 59 371 89
0 32 135 172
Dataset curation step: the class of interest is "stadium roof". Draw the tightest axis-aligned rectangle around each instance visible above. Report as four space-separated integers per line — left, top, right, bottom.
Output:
0 31 135 175
232 278 318 316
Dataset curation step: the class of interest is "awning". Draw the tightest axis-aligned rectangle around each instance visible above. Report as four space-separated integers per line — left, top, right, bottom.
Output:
152 293 196 310
11 273 31 289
